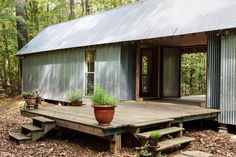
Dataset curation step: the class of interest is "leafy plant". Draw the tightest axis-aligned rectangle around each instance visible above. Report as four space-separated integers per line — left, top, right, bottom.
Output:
67 90 83 102
149 131 162 139
91 86 118 105
22 90 38 99
139 148 152 156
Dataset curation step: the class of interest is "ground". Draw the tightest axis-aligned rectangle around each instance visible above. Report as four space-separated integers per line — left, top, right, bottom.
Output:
0 97 235 157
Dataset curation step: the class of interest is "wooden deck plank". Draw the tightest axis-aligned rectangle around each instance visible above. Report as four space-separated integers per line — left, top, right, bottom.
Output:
21 100 220 137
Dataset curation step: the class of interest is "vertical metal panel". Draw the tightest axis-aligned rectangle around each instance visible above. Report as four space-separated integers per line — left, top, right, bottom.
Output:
207 32 221 109
22 49 84 101
95 45 121 99
220 29 236 125
162 47 180 97
120 44 137 100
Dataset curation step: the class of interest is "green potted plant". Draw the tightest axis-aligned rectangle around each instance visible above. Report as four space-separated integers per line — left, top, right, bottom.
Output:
148 131 162 148
139 148 152 157
22 90 38 107
67 90 83 106
91 86 118 125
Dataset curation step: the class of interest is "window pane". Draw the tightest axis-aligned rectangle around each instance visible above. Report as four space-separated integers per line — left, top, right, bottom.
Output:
86 73 94 95
86 51 95 72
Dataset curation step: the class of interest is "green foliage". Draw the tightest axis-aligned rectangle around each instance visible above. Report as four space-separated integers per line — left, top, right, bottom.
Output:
149 131 162 139
139 148 152 156
181 53 206 96
67 90 83 102
91 86 118 105
22 90 38 99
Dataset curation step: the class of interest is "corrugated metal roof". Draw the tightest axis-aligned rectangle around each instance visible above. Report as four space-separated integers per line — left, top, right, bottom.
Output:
17 0 236 55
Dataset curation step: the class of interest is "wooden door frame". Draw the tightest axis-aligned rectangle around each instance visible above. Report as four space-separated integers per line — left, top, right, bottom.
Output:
136 44 159 101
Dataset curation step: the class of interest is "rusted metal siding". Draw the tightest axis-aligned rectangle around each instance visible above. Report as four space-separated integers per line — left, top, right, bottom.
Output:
207 32 221 109
17 0 236 55
22 49 85 101
220 29 236 125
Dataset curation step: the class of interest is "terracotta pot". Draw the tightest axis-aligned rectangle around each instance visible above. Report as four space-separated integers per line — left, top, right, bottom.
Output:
92 105 116 125
25 97 37 106
71 100 83 106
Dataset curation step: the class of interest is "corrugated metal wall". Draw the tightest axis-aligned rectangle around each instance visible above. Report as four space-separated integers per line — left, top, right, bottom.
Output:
220 29 236 125
95 45 121 98
120 44 136 100
162 47 180 97
22 49 85 101
22 44 136 101
207 32 221 109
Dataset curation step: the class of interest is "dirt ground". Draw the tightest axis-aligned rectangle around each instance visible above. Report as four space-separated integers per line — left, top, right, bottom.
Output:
0 96 235 157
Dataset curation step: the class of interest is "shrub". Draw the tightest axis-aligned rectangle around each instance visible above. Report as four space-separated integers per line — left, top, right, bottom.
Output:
139 148 152 156
149 131 162 139
67 90 83 102
91 86 118 105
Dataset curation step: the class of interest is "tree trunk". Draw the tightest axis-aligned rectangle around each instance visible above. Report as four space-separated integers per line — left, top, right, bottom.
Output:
84 0 90 15
16 0 28 50
69 0 75 20
1 23 10 91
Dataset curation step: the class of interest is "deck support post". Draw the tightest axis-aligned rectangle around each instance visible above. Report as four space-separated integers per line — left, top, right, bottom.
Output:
109 133 121 154
178 122 183 136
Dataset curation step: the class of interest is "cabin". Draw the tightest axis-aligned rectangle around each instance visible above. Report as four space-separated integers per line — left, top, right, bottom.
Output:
17 0 236 126
14 0 236 154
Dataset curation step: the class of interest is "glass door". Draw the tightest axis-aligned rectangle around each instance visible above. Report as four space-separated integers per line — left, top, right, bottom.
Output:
140 48 157 98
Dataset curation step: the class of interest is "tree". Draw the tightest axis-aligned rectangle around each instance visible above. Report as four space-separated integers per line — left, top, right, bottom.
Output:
69 0 75 20
16 0 28 50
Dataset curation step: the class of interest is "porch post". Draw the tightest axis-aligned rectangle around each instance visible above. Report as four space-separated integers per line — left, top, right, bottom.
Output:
109 134 121 154
135 44 141 101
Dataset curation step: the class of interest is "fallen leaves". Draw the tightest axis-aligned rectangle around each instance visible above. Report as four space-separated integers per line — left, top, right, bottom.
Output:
186 130 236 157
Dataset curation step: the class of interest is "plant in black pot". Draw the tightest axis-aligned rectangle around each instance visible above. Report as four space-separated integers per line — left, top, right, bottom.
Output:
67 90 83 106
139 147 152 157
148 131 162 148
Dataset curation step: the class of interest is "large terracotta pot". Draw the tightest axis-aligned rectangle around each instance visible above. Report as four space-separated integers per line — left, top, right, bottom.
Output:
92 105 116 125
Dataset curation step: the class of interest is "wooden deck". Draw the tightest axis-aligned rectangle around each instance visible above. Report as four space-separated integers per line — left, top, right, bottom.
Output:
21 100 220 153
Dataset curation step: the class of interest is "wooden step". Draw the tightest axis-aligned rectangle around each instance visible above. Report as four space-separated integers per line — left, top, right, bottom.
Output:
156 136 195 152
130 119 174 128
21 124 43 132
33 116 54 123
9 132 31 141
136 127 184 139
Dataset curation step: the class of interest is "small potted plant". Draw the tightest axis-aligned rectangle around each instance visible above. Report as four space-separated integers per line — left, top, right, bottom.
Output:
67 90 83 106
91 86 118 125
148 131 162 148
139 148 152 157
22 90 38 107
